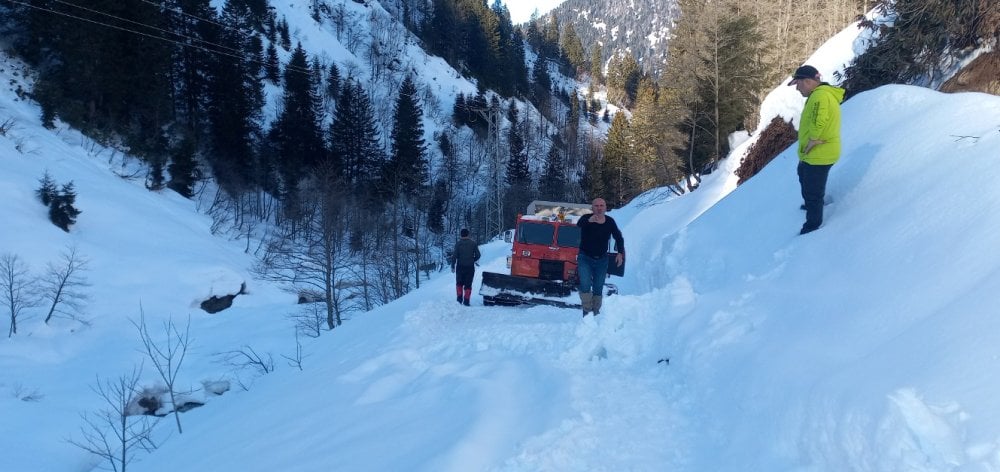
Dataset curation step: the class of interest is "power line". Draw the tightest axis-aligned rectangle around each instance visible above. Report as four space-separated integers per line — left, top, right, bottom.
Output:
50 0 243 57
2 0 312 75
135 0 231 32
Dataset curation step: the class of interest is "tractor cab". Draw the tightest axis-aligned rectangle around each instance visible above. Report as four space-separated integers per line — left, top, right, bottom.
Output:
480 201 621 307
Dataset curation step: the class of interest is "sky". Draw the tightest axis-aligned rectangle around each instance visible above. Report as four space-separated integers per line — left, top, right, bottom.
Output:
503 0 565 24
4 2 1000 472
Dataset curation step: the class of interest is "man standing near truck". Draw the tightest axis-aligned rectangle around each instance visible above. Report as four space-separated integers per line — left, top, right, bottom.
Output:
576 198 624 317
452 228 481 306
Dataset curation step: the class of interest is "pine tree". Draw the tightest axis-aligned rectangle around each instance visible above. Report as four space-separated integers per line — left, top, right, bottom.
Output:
168 138 198 198
602 112 636 206
148 155 167 191
590 44 605 84
543 15 561 59
841 0 994 98
49 182 82 232
205 0 265 194
583 139 606 199
560 23 586 73
452 93 468 127
278 17 291 50
665 0 769 174
532 56 552 106
478 1 504 93
606 53 642 108
36 171 57 207
540 144 567 201
565 90 582 169
508 28 530 95
243 0 270 26
265 9 278 43
701 11 768 161
421 0 528 97
505 103 529 187
248 35 265 85
525 20 543 52
503 102 532 223
383 76 429 200
423 0 461 64
491 0 527 96
265 42 281 82
271 43 326 195
26 0 171 150
310 58 327 128
330 80 384 193
463 91 490 134
630 79 685 193
437 132 458 198
326 63 341 103
427 179 449 234
167 0 217 140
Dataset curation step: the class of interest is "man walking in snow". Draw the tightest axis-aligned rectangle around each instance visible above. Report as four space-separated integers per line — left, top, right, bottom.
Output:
576 198 625 317
789 65 846 235
452 228 481 306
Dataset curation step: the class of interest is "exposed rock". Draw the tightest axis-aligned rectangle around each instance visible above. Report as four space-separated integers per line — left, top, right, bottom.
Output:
175 400 204 413
201 282 247 314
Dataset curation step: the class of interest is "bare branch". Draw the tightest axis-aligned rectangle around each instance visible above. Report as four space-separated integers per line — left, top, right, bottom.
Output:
10 383 45 402
0 117 14 136
214 345 275 382
281 332 308 371
132 309 191 434
67 366 159 472
41 245 90 324
951 134 981 142
1 253 37 337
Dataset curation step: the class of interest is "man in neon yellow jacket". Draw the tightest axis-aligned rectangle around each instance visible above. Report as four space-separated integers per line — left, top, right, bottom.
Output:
788 65 846 234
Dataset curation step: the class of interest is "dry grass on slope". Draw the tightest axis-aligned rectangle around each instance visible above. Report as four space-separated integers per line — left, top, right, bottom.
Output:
736 116 798 186
940 50 1000 96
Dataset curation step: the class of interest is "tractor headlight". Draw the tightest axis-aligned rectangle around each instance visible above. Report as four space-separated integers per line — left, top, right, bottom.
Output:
521 250 531 257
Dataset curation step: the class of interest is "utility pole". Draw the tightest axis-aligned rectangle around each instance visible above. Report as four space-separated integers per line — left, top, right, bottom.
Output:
486 105 503 238
468 100 504 238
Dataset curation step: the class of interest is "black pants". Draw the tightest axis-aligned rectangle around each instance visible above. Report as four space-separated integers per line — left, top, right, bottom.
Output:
798 161 833 233
455 265 475 304
455 265 475 289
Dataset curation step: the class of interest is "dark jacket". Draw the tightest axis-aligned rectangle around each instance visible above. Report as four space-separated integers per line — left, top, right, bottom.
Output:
453 237 481 268
577 214 624 259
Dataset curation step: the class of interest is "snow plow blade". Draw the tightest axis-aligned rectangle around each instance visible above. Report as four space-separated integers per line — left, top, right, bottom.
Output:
479 271 579 308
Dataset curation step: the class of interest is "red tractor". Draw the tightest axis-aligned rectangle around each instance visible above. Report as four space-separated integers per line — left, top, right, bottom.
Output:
480 201 624 307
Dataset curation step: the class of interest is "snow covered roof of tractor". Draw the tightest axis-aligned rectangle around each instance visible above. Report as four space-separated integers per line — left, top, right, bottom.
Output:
523 200 592 223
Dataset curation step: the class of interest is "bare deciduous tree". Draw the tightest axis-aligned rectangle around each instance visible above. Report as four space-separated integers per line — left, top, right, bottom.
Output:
69 366 158 472
343 17 364 54
287 302 325 338
0 117 15 135
1 253 36 337
331 2 347 40
257 167 352 330
281 332 307 371
215 345 274 391
133 310 190 434
40 245 90 324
